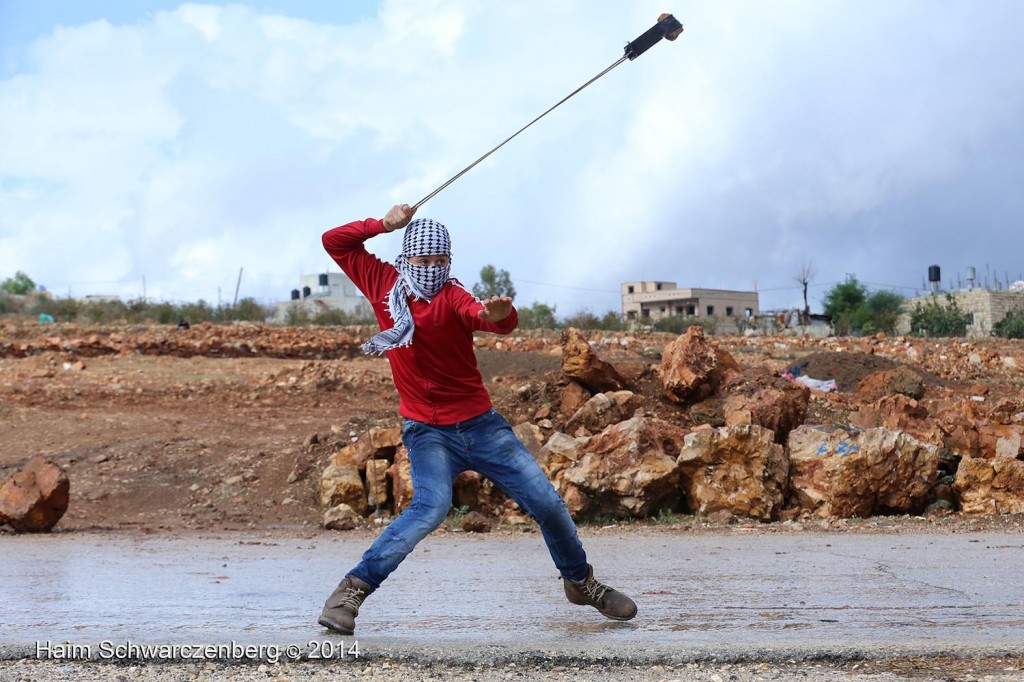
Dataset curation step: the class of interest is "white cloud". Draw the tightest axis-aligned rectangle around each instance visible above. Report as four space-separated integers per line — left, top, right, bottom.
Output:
2 0 1024 314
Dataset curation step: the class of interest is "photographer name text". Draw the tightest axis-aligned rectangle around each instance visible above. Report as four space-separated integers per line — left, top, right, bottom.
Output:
35 639 360 662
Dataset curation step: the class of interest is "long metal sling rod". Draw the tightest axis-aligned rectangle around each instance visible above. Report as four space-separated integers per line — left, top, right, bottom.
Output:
412 13 684 210
413 55 628 210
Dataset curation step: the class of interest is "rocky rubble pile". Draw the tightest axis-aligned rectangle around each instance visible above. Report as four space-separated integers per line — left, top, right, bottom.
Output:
0 321 369 359
3 320 1021 532
317 326 1024 528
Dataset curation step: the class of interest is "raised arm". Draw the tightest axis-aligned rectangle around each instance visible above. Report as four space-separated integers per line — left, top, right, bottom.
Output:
322 204 417 299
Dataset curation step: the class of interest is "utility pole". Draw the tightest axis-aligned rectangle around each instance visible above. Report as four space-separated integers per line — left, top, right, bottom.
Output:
233 268 243 307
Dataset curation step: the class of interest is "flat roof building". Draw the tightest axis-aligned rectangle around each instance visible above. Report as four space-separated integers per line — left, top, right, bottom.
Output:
271 272 372 323
621 281 759 334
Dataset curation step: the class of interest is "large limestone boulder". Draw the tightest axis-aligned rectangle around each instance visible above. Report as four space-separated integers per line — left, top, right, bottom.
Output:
452 471 509 517
330 444 360 468
856 366 926 402
356 426 403 469
990 397 1024 426
677 424 788 521
565 391 644 435
788 425 939 518
559 381 592 417
850 395 944 447
512 422 545 460
323 503 362 530
723 384 809 443
319 465 367 514
954 456 1024 514
331 426 403 471
557 481 592 519
365 425 403 451
977 423 1024 459
560 328 630 393
538 432 585 479
562 416 686 517
389 446 413 514
0 456 70 532
662 326 741 404
935 399 989 457
365 459 390 509
459 510 492 533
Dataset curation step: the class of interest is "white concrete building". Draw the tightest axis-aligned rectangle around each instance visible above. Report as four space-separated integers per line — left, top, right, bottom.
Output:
272 272 372 323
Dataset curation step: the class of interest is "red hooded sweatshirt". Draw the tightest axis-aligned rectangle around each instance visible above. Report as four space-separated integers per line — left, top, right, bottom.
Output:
323 217 518 425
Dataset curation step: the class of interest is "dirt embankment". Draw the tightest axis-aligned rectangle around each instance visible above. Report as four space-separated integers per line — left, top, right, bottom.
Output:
1 321 1022 533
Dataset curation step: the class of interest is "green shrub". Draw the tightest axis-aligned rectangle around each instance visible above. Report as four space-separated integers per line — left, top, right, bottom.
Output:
518 302 557 330
864 290 904 334
651 315 715 335
310 307 376 326
0 294 23 315
223 297 272 322
822 277 904 335
32 296 83 322
598 310 626 331
144 302 178 325
910 294 972 337
472 265 516 299
823 277 867 335
284 304 311 326
81 300 127 324
559 311 601 329
177 300 216 324
560 310 626 331
993 311 1024 339
1 271 36 295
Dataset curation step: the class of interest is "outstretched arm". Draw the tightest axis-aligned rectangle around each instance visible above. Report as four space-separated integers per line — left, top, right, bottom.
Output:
450 284 518 334
478 295 513 323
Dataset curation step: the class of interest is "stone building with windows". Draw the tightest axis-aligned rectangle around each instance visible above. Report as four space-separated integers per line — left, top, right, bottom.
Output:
620 281 759 333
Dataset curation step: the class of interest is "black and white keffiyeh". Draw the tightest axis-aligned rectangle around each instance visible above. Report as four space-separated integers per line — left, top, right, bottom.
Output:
361 219 453 355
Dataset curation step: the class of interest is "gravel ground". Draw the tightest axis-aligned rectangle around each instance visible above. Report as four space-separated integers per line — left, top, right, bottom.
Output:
2 657 1024 682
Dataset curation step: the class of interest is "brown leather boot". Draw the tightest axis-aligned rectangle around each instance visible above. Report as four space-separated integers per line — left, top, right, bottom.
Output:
563 564 637 621
318 576 373 635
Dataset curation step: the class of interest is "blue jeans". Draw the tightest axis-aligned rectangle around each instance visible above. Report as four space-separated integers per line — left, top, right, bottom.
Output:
348 408 589 589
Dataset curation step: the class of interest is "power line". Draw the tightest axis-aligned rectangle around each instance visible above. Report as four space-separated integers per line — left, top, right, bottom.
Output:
513 278 620 294
859 280 923 293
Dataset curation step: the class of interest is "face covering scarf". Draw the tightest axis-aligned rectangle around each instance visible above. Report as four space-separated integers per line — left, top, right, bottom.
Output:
361 219 452 355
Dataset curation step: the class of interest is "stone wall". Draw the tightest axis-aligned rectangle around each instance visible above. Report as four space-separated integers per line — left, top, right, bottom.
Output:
897 290 1024 338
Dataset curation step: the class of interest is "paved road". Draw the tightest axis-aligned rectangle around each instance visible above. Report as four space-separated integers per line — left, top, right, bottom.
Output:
2 529 1022 665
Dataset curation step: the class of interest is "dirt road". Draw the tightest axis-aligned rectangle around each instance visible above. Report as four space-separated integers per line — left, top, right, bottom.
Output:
3 528 1024 680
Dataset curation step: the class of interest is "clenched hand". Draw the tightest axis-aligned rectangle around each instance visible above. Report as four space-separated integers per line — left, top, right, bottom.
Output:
383 204 416 232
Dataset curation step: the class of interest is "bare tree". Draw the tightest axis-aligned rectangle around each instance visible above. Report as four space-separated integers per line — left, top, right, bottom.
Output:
794 261 816 324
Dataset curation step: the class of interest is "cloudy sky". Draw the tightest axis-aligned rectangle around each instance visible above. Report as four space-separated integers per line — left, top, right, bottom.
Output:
2 0 1023 316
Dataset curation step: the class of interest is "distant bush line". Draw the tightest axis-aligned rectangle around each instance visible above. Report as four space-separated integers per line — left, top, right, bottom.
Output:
1 293 275 326
0 293 637 331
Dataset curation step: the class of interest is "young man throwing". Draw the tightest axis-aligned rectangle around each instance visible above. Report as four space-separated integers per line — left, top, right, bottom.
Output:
318 204 636 634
